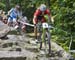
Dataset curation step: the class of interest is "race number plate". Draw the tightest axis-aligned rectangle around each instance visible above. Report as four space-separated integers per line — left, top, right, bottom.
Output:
42 23 48 28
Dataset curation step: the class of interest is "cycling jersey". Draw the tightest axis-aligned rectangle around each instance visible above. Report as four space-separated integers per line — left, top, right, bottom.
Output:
9 8 18 19
8 8 22 22
34 9 50 24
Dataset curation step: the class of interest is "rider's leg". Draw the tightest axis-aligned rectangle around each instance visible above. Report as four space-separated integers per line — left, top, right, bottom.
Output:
13 18 17 27
7 18 11 26
7 21 12 27
34 25 37 40
22 25 26 32
7 17 12 26
13 18 19 29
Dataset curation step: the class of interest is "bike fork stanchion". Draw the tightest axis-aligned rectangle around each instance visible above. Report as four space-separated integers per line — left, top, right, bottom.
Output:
39 32 42 50
48 33 51 54
39 31 42 49
48 30 51 54
43 29 48 54
44 36 47 54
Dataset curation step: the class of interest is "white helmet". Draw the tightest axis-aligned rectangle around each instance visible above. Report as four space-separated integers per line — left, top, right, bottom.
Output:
39 4 46 11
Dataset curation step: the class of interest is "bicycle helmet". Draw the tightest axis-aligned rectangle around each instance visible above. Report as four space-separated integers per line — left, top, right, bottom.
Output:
39 4 46 11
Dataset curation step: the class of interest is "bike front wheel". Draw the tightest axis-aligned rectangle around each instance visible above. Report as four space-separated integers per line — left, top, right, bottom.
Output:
44 31 51 54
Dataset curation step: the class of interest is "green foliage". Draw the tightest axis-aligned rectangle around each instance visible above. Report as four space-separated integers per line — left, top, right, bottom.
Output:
51 0 75 52
0 2 6 10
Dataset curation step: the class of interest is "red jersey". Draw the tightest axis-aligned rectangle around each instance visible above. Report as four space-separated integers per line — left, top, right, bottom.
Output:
34 9 50 23
34 9 50 16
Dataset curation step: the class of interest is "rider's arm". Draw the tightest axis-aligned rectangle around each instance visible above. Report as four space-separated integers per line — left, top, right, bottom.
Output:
33 16 37 25
33 9 40 25
46 9 51 19
8 8 14 16
46 9 53 24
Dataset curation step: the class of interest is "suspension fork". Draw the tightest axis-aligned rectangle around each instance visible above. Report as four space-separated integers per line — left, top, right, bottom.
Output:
40 28 45 49
41 28 48 42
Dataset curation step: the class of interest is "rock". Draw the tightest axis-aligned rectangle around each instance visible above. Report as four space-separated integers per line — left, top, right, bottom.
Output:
30 40 37 45
0 21 10 38
51 41 72 59
2 42 13 48
16 47 21 51
0 51 37 58
0 34 72 60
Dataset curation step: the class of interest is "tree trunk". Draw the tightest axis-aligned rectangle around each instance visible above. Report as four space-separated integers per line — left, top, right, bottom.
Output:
48 0 50 7
5 0 10 12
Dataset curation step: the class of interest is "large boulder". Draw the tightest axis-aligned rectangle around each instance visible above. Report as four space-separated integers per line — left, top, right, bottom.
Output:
0 21 10 38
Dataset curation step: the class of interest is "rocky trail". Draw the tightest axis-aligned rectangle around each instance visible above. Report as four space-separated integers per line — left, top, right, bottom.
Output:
0 33 72 60
0 21 73 60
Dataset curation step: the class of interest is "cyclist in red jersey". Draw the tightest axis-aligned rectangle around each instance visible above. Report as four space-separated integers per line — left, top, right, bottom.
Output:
33 4 51 42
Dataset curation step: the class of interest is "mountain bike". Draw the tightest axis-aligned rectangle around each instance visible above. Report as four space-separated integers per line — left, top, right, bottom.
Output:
37 20 53 54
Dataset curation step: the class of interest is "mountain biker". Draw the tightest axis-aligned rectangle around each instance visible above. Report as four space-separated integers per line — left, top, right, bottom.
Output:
7 5 22 27
33 4 51 42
